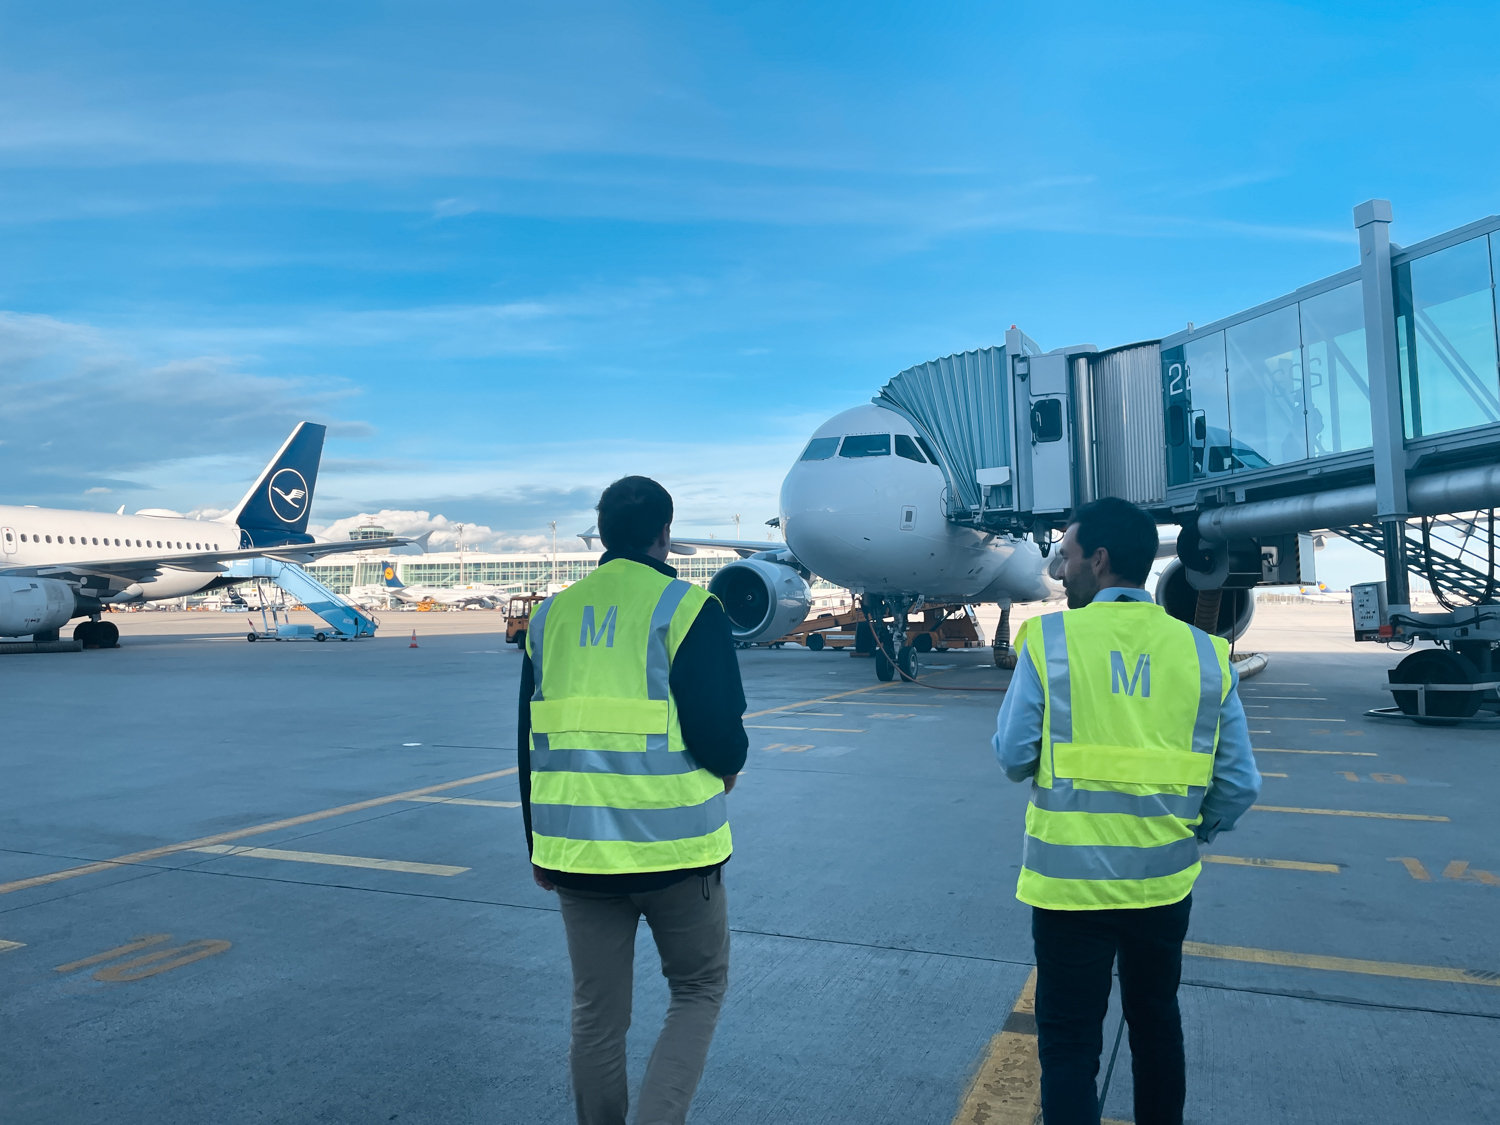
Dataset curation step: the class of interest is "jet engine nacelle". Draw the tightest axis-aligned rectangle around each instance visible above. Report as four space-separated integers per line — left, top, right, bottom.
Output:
708 559 812 644
0 576 78 639
1154 558 1254 643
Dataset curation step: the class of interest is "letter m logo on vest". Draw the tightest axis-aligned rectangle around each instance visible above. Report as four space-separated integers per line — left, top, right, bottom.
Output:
579 605 618 648
1110 651 1151 697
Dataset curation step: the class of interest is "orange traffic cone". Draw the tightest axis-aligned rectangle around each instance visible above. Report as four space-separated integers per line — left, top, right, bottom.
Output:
409 630 419 649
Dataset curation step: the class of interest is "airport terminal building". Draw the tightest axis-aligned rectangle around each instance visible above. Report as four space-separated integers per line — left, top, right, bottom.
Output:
303 546 750 595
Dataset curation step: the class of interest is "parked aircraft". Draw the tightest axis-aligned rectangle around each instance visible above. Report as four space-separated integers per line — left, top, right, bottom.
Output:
349 561 515 610
581 402 1056 681
0 423 411 647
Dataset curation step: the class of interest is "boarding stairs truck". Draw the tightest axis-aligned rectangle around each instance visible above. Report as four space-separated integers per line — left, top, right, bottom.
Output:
225 558 378 641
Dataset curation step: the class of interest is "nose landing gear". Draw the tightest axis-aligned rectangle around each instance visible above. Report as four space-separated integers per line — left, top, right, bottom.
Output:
865 596 919 683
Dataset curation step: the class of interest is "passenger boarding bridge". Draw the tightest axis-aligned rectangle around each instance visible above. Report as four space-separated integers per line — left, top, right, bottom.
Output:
880 199 1500 722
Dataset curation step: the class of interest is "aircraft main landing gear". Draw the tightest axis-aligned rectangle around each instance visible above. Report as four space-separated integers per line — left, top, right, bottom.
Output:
73 619 120 649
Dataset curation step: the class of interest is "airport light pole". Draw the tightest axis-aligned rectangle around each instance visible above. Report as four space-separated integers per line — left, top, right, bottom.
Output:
550 521 558 589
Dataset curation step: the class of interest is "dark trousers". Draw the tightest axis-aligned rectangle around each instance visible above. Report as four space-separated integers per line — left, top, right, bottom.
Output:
1031 894 1191 1125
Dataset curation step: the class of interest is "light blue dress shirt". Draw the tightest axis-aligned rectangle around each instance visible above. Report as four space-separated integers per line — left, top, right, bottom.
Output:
992 587 1261 842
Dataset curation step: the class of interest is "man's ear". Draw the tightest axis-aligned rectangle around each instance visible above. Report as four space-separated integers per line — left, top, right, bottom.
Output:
1091 545 1112 579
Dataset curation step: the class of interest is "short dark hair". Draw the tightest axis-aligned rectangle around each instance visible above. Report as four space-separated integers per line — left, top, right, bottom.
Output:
1069 497 1157 584
597 476 673 552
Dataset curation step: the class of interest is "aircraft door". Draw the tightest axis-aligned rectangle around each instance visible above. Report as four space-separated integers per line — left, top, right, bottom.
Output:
1 527 15 555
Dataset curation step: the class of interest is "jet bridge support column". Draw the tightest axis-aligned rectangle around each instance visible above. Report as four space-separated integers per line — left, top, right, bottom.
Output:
1355 198 1412 611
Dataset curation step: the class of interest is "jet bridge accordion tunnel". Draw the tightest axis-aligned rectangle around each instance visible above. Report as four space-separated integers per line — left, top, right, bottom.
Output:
878 200 1500 709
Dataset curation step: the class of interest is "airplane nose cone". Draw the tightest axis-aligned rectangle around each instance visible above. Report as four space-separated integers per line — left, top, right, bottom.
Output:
780 461 879 587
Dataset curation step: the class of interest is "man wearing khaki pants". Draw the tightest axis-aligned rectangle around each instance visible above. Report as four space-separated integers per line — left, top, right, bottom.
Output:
518 476 748 1125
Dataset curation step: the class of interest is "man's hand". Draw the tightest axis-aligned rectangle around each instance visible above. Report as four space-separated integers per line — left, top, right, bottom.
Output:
532 864 556 891
723 773 738 794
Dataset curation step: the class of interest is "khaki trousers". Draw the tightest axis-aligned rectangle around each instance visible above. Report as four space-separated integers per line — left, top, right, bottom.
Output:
556 873 730 1125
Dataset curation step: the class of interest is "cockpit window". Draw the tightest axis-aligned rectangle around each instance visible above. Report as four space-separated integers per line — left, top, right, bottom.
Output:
915 435 940 465
894 435 927 463
838 434 891 458
799 437 840 461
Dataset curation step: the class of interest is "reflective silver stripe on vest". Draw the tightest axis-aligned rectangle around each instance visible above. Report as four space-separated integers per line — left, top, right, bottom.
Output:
531 791 727 843
1190 628 1224 758
1029 782 1203 819
1040 613 1071 745
1022 834 1200 882
646 579 693 755
528 596 555 753
529 747 703 776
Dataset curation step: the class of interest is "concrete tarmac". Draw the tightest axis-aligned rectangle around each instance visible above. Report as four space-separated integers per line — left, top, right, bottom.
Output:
0 605 1496 1123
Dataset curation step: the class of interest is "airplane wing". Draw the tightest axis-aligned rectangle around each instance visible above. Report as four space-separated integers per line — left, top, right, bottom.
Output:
0 537 415 584
576 526 785 561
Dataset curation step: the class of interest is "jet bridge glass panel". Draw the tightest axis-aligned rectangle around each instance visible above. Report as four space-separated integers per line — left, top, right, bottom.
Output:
1163 331 1232 485
1299 281 1371 456
1226 304 1305 467
1395 234 1500 439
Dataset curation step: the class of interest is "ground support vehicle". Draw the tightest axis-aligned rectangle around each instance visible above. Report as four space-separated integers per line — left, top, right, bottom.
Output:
504 594 546 648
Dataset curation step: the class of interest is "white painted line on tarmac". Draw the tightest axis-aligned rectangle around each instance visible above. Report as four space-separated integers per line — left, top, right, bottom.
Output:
1256 748 1377 756
745 724 866 732
0 938 25 953
191 844 470 876
1254 717 1346 722
407 795 520 808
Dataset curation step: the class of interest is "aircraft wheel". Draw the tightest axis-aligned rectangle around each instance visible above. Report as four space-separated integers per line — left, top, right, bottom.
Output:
73 621 99 648
897 646 917 681
874 647 895 682
913 633 933 653
97 621 119 648
806 633 825 652
247 633 258 642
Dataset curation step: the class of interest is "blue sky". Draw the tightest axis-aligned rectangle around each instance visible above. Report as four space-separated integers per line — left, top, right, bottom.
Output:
1 2 1497 578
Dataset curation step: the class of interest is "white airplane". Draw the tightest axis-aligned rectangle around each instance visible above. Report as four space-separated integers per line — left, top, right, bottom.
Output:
349 561 517 610
0 422 412 648
581 401 1055 681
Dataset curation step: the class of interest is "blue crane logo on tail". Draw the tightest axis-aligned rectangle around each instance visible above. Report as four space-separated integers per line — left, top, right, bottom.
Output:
267 469 310 523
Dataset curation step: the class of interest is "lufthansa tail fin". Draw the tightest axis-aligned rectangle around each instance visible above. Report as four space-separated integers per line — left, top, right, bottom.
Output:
220 422 326 545
382 561 405 589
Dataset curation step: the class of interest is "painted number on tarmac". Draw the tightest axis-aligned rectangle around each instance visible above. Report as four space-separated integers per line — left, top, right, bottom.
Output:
1388 858 1500 885
54 933 232 982
1339 772 1406 783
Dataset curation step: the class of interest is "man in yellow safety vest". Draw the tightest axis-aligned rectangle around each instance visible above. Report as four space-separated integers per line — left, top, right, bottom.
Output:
992 497 1260 1125
518 475 748 1125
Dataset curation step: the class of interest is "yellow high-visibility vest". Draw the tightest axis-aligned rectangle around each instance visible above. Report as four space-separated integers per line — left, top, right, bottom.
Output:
526 559 731 874
1013 600 1230 910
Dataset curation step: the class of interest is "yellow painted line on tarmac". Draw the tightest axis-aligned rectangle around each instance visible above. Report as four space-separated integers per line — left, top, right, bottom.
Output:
953 969 1039 1124
1 938 25 953
1202 855 1340 873
407 795 520 809
192 844 469 877
1254 805 1448 822
1257 748 1377 756
0 767 517 897
1184 941 1500 987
